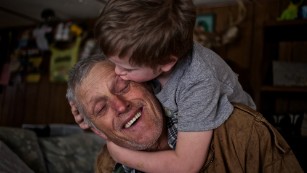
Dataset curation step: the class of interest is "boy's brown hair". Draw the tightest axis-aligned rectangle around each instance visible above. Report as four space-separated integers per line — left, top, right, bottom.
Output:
95 0 196 68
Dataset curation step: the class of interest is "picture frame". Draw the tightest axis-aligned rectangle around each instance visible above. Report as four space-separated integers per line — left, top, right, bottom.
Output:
195 13 215 33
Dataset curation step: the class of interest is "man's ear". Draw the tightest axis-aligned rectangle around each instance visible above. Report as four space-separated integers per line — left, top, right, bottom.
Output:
160 55 178 72
91 127 108 140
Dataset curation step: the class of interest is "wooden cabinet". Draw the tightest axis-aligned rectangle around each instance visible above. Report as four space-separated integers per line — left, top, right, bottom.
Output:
259 19 307 116
258 19 307 173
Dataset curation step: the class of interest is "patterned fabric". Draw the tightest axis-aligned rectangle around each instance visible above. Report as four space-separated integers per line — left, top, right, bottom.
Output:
0 127 48 173
39 132 105 173
0 126 107 173
167 116 178 149
0 140 34 173
151 80 178 148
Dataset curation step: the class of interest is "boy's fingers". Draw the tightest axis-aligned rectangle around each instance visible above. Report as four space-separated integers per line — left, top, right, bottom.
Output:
69 101 79 114
69 101 74 106
68 101 89 129
73 114 89 129
71 106 79 115
80 122 90 129
74 114 84 123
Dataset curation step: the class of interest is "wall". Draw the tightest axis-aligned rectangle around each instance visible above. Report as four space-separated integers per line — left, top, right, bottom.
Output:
195 0 298 105
0 0 305 126
0 22 87 127
0 76 72 126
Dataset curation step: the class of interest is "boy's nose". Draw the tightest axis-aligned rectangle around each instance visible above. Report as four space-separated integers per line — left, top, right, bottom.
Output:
115 66 127 76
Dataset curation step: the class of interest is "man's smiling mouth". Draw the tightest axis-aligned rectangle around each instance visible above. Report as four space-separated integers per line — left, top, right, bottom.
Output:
125 111 141 128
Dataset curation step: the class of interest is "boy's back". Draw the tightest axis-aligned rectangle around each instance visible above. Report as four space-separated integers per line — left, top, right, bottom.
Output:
155 42 256 133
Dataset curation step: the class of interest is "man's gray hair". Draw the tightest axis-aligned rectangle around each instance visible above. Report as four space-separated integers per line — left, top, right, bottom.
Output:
66 54 107 127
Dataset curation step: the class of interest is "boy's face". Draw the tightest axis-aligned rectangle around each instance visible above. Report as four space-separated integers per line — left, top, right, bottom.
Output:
109 55 163 82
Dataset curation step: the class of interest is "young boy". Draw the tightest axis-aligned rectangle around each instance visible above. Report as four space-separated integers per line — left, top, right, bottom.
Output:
72 0 256 172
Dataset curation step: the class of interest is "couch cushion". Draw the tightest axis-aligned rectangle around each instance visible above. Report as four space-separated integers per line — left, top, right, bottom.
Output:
39 132 105 173
0 127 48 173
0 140 34 173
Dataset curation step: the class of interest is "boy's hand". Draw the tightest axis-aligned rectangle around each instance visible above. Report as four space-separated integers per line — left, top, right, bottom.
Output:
69 101 89 129
107 141 127 163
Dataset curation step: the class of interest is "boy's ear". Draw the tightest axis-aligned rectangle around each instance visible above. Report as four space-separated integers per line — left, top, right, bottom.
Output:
91 127 108 140
160 55 178 72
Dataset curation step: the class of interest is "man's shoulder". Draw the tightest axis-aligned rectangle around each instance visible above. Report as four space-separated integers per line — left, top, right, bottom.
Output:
113 163 144 173
112 163 126 173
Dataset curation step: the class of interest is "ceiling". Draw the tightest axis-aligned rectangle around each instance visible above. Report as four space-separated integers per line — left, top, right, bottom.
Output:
0 0 106 29
0 0 235 29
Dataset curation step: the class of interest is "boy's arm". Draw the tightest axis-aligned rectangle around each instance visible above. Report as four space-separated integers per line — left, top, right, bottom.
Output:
107 130 213 173
69 101 90 129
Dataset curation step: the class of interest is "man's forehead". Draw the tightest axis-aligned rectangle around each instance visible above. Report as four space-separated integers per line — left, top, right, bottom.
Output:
93 61 115 74
86 62 136 95
78 62 114 96
92 61 119 87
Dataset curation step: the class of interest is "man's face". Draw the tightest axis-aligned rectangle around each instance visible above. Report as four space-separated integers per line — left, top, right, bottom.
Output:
76 61 164 150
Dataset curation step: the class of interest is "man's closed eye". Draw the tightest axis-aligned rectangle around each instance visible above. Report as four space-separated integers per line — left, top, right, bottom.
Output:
114 77 130 95
94 103 106 117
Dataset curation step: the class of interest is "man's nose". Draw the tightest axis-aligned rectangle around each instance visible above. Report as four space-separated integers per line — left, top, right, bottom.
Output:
110 96 130 115
115 66 126 76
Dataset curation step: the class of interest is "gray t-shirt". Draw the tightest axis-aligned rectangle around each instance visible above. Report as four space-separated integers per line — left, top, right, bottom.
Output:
155 42 256 132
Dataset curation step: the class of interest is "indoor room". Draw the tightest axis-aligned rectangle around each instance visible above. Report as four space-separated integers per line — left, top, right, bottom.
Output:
0 0 307 172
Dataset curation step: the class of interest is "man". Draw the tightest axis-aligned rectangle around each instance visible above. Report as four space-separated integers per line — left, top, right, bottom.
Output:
67 55 303 173
66 55 169 151
67 55 171 172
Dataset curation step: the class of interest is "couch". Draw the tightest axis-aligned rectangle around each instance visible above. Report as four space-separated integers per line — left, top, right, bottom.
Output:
0 124 106 173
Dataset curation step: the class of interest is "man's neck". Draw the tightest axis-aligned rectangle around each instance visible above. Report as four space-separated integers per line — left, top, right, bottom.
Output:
151 130 170 151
